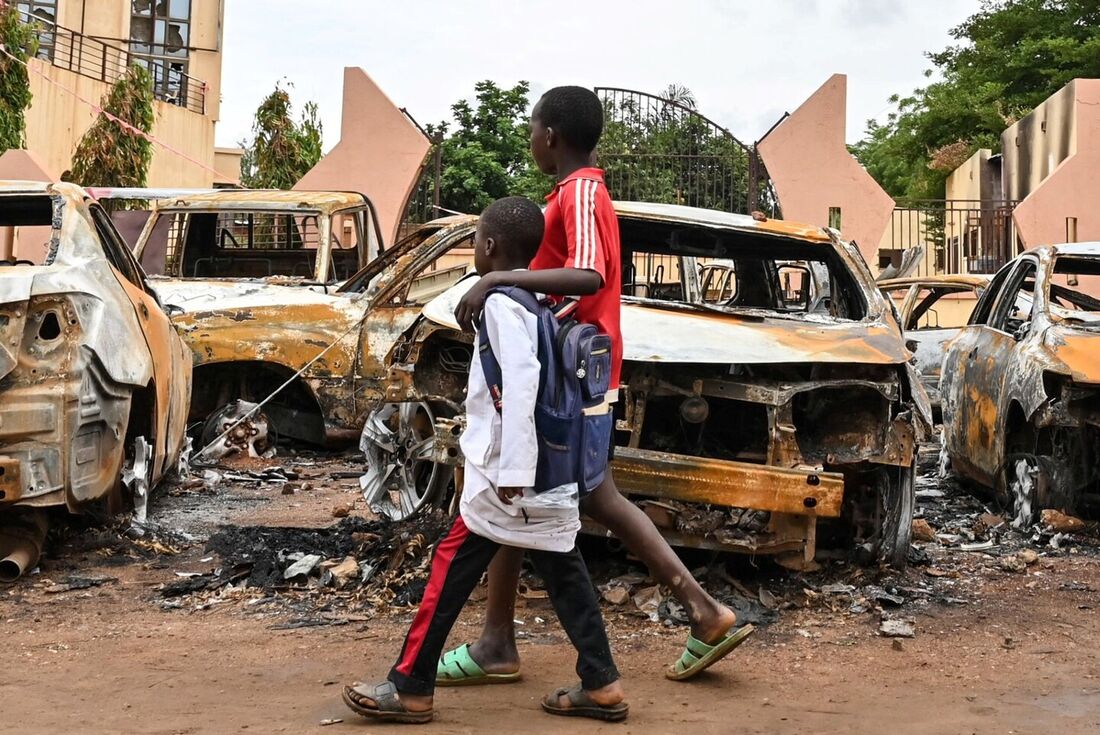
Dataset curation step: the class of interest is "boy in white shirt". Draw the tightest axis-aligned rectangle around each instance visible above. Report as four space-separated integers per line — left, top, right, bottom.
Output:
342 197 627 724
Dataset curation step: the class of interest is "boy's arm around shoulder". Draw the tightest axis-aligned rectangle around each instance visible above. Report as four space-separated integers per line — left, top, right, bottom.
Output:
455 269 600 332
482 294 541 492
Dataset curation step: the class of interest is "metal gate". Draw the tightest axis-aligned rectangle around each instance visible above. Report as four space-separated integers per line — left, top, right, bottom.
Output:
399 86 779 235
595 87 776 216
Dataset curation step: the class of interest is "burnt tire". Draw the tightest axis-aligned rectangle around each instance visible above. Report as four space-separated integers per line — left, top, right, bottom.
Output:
878 462 915 569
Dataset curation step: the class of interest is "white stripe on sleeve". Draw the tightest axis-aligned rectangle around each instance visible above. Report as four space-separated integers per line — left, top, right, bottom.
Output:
585 180 598 269
574 179 585 268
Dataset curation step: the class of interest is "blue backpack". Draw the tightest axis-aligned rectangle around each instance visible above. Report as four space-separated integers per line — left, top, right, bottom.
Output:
478 286 613 496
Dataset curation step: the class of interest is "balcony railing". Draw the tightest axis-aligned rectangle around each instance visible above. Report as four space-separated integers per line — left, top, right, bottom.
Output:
882 199 1021 277
19 10 206 115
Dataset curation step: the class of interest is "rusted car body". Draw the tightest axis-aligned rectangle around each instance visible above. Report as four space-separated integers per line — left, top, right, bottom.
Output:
941 245 1100 523
131 193 472 446
363 203 931 568
1 182 192 576
879 275 987 412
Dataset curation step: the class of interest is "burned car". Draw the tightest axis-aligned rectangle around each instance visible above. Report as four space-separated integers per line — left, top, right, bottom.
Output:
879 275 987 413
131 192 473 450
363 203 931 569
0 182 192 579
941 244 1100 524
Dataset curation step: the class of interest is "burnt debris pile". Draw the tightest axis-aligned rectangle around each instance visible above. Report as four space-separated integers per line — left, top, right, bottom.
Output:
161 511 450 605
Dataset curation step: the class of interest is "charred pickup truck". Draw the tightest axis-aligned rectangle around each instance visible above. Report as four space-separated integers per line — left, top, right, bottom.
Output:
131 192 473 451
363 203 931 569
0 182 192 579
941 244 1100 524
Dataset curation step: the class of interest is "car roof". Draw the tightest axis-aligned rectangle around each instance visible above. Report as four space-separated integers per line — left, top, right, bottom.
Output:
1046 242 1100 257
0 180 87 199
149 189 368 215
612 201 831 243
878 274 989 289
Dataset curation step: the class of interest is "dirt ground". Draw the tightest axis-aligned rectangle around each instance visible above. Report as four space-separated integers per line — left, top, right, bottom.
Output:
2 448 1099 735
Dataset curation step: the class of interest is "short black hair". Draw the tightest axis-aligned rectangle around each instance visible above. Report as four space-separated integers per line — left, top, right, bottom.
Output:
533 86 603 152
480 196 544 264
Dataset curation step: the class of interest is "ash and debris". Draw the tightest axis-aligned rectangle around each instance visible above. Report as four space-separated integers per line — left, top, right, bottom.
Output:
19 442 1100 638
182 512 448 600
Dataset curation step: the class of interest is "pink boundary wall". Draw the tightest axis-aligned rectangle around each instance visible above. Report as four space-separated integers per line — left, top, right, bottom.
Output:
0 149 59 261
294 68 430 245
1013 79 1100 249
757 74 895 268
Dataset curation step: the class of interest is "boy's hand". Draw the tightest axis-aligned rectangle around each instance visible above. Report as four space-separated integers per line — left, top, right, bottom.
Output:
455 273 498 332
496 486 523 505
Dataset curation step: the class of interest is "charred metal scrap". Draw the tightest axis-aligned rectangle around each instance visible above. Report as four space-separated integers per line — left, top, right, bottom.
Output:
0 182 192 579
942 244 1100 526
363 203 932 570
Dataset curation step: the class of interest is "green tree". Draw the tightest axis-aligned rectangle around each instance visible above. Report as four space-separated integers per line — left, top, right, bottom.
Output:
240 83 322 189
70 64 155 190
0 2 37 152
853 0 1100 199
430 80 550 214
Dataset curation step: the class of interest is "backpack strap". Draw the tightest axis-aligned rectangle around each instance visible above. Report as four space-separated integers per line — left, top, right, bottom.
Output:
477 286 548 415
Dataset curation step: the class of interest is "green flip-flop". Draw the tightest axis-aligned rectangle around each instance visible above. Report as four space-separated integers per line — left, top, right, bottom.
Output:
666 624 755 681
435 643 522 687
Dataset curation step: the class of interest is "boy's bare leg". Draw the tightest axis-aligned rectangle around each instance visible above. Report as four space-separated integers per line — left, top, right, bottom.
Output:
583 472 737 644
464 472 736 674
466 545 523 674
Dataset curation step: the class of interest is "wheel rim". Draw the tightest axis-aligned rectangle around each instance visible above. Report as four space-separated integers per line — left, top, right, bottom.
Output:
1008 456 1038 529
122 436 152 524
361 402 447 521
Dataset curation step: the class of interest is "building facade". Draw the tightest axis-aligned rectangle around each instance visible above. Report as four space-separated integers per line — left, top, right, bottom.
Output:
14 0 228 186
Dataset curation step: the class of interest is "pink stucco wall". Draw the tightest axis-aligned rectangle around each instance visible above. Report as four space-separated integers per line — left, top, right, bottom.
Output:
1012 79 1100 249
757 74 895 268
0 149 58 262
294 68 430 245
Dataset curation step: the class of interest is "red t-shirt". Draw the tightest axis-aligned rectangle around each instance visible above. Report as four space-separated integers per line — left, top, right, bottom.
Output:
529 167 623 389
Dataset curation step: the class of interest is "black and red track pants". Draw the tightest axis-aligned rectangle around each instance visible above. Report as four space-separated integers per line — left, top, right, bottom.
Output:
388 515 619 696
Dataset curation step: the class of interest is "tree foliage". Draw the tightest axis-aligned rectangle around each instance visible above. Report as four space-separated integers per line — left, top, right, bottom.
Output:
415 81 759 220
853 0 1100 199
0 2 37 152
240 83 323 189
427 80 549 214
70 64 155 189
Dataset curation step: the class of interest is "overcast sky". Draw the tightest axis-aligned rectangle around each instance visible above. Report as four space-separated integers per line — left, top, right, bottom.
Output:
215 0 981 151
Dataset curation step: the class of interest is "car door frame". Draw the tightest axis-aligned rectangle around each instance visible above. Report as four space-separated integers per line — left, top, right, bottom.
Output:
943 257 1039 484
88 202 185 481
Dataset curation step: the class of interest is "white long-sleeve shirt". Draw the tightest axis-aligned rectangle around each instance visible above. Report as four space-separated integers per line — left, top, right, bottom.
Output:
459 290 581 553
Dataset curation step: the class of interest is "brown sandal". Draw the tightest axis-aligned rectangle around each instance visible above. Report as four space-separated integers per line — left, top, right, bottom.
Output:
341 680 434 724
541 683 629 722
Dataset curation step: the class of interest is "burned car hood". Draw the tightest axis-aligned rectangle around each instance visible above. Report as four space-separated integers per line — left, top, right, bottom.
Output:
1044 324 1100 383
422 278 911 366
618 302 910 365
149 279 366 318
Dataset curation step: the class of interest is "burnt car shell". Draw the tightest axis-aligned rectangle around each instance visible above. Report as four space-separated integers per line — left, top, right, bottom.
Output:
0 182 191 516
879 275 988 413
941 244 1100 521
132 198 474 447
365 203 931 569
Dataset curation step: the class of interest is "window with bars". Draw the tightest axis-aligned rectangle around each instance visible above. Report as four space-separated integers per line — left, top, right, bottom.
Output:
129 0 191 106
17 0 57 61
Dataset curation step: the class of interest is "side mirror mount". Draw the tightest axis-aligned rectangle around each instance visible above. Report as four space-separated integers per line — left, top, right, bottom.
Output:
1013 322 1030 342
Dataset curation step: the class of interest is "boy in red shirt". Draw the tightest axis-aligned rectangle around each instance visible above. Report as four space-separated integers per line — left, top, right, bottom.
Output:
449 87 752 696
